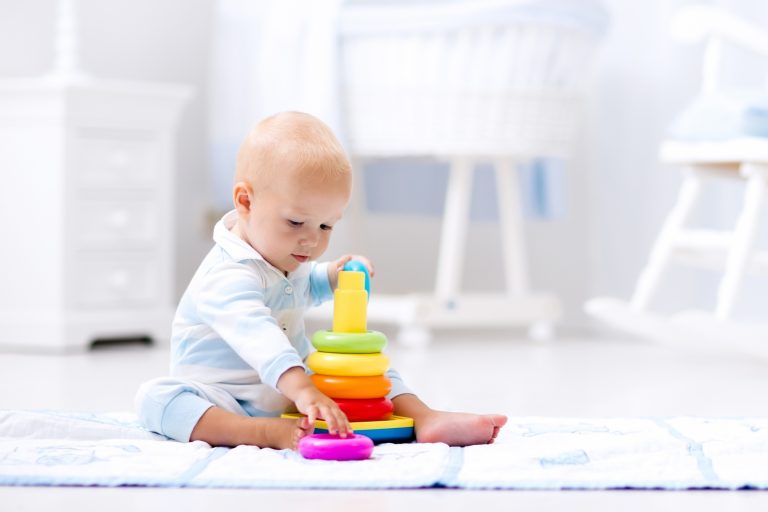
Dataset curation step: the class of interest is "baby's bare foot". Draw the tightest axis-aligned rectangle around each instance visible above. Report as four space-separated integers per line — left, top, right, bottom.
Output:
415 411 507 447
268 416 313 450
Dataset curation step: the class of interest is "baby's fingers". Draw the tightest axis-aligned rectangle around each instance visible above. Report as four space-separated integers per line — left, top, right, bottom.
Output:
339 415 353 437
320 405 339 435
361 258 375 278
322 405 351 438
349 255 375 278
332 409 352 438
336 255 353 270
305 405 318 426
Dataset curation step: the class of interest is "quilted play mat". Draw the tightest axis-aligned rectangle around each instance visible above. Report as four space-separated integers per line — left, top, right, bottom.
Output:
2 410 768 490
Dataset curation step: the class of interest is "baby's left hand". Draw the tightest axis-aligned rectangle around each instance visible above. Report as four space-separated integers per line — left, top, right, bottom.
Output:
329 254 375 287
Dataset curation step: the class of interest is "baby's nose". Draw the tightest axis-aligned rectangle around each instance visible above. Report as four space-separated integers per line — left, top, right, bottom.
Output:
300 235 318 247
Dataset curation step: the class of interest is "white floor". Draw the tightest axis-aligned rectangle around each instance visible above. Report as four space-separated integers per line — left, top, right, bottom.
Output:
2 329 768 510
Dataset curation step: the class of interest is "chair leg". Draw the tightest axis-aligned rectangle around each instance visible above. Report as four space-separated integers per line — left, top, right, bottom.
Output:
715 164 768 320
630 167 704 311
435 157 474 303
495 158 528 296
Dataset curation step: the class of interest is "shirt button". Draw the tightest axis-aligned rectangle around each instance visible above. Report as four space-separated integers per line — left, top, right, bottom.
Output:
285 286 293 295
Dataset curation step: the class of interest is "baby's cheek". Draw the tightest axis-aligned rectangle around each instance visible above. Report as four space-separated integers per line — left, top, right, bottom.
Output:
316 235 332 255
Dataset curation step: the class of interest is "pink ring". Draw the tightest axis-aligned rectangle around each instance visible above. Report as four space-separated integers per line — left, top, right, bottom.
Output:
298 433 374 461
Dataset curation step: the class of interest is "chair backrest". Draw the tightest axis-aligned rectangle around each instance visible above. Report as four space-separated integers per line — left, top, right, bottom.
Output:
670 4 768 95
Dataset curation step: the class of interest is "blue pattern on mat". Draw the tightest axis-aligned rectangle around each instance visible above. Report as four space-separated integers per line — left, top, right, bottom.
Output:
539 450 590 468
654 418 719 484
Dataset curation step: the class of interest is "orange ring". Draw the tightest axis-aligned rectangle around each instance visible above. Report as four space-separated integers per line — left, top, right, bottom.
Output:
311 374 392 399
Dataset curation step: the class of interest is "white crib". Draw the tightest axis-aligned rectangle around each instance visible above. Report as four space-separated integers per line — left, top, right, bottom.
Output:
336 0 607 344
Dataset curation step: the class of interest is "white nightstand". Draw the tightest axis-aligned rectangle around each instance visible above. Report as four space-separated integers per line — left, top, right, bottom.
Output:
0 78 192 351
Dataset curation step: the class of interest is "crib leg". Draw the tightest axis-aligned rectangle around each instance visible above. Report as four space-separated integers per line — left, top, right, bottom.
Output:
347 156 369 252
435 157 474 303
715 164 768 320
630 167 704 312
495 158 529 296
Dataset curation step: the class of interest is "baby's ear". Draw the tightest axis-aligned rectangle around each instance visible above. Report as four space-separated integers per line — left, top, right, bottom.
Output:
232 181 253 213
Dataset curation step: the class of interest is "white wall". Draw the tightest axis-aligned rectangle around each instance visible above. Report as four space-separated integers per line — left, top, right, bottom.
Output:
587 0 698 306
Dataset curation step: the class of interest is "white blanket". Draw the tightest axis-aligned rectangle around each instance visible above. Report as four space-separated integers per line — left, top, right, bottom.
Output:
2 411 768 489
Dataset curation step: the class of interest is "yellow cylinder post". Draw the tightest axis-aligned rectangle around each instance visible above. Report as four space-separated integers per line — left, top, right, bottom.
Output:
332 271 367 333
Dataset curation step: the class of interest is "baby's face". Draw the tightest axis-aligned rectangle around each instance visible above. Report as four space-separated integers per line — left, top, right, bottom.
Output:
241 173 350 274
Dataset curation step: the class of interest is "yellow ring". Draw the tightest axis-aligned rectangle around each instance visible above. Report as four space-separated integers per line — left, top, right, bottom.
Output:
307 352 389 377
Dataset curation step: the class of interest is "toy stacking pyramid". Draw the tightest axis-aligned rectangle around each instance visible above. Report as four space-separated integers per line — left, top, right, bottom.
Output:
285 261 414 443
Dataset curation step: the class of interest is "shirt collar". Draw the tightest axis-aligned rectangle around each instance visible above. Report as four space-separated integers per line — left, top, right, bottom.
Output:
213 209 267 263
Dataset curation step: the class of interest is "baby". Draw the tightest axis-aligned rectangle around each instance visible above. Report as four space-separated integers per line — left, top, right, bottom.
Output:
135 111 507 449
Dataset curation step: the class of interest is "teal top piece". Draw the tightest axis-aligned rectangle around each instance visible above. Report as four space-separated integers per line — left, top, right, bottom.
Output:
343 259 371 298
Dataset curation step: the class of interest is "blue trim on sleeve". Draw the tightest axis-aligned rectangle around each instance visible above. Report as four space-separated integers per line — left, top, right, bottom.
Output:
309 262 333 304
385 368 412 399
260 351 306 390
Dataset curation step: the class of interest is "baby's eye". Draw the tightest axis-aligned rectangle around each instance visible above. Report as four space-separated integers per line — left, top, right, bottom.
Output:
288 220 303 227
320 224 333 231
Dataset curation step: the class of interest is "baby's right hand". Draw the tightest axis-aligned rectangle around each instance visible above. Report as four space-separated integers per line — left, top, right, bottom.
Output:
294 386 352 437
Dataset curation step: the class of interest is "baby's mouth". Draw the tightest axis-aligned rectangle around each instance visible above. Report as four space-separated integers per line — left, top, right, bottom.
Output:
292 254 309 263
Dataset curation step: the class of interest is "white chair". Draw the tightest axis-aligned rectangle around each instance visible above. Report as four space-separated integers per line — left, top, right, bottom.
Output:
334 0 607 344
586 5 768 353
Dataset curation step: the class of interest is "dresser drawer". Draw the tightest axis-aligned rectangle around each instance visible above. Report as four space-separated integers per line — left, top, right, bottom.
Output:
72 197 158 248
73 129 159 189
68 255 161 308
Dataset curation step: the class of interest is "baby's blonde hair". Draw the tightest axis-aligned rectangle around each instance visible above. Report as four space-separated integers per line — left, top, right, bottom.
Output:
235 111 351 192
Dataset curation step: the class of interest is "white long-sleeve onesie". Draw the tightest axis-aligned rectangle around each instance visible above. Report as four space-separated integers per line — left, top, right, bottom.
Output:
135 210 409 441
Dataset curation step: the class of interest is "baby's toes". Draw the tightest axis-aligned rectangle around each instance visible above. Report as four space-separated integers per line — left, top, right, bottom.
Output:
292 429 305 450
299 416 312 431
292 418 313 449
